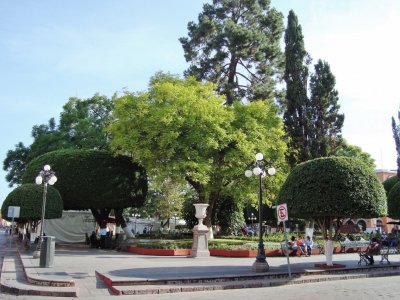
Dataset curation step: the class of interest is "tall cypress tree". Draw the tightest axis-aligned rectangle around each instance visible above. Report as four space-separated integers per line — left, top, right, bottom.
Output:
283 11 344 167
283 10 311 167
392 112 400 178
308 60 344 158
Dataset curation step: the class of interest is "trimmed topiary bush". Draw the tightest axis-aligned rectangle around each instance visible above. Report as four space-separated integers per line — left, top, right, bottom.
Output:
21 149 147 231
22 149 147 210
277 157 386 222
1 184 62 222
387 181 400 219
277 157 387 265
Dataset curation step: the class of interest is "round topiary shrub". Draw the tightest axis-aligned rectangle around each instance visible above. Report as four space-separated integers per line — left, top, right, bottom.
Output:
1 184 63 222
277 156 386 266
277 157 387 220
387 181 400 219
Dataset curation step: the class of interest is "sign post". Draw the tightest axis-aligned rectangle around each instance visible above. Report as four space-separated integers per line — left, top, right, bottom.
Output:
276 203 291 278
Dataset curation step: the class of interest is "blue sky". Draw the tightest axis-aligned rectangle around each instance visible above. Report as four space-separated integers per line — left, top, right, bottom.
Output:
1 1 400 206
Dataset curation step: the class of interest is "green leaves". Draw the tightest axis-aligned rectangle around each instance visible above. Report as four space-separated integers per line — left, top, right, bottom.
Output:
277 157 387 219
1 184 63 222
108 73 287 220
22 149 147 210
180 0 284 104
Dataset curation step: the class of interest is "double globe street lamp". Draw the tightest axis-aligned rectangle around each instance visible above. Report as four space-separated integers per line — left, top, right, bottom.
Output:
33 165 57 258
245 153 275 272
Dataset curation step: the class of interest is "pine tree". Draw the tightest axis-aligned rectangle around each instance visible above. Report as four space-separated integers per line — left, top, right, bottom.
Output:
179 0 284 105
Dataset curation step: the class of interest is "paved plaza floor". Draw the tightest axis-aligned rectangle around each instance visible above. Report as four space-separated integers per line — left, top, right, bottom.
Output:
1 230 399 299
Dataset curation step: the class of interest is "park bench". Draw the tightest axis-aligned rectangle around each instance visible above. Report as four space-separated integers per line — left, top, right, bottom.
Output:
379 246 399 264
339 239 370 253
358 243 399 265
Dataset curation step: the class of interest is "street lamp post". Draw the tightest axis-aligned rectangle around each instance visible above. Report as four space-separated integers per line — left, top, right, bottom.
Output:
249 212 257 233
245 152 276 272
132 213 140 237
173 213 177 229
33 165 57 258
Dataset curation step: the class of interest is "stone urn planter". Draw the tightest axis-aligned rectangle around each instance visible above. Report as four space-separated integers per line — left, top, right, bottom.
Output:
189 203 210 258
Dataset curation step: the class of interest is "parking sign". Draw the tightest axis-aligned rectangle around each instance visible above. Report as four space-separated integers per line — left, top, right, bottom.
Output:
276 203 288 221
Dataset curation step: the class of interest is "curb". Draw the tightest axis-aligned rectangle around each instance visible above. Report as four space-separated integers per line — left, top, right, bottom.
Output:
96 264 400 296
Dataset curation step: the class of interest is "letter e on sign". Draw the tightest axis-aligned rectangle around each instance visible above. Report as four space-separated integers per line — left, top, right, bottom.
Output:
276 204 288 221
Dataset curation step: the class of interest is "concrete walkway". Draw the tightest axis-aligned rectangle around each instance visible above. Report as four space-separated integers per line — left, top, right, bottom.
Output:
1 230 399 299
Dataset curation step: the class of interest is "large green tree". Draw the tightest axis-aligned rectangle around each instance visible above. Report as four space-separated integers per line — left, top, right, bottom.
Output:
282 10 310 166
108 73 287 227
308 60 344 158
392 111 400 178
387 182 400 219
335 140 375 170
22 149 147 232
277 157 386 265
180 0 284 105
283 11 344 167
3 94 114 187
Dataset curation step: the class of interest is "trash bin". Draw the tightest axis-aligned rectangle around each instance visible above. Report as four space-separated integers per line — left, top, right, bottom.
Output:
40 236 55 268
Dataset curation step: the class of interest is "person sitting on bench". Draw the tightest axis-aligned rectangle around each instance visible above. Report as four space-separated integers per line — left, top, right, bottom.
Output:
363 237 380 265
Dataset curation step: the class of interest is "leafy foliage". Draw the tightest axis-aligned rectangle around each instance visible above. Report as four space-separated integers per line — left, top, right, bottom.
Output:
21 149 147 210
308 60 344 157
145 179 186 226
3 142 30 187
383 175 398 195
387 182 400 219
392 113 400 178
3 94 114 187
108 73 287 226
212 196 244 235
335 140 376 170
180 0 284 105
277 157 387 240
1 184 63 222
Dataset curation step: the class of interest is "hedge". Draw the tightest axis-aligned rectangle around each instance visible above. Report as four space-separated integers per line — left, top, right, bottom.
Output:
277 157 387 219
1 183 63 222
22 149 147 210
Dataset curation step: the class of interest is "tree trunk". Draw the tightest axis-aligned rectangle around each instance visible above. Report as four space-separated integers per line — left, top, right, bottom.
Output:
324 240 334 266
204 191 218 228
114 208 133 238
91 208 111 229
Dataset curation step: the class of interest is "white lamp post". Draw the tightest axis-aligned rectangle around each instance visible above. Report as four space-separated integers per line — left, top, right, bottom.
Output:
245 153 275 272
249 212 257 233
132 213 140 237
33 165 57 258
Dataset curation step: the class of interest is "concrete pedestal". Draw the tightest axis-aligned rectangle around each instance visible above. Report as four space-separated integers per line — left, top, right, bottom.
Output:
189 226 210 258
252 260 269 272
